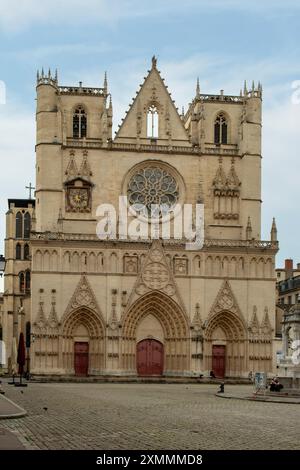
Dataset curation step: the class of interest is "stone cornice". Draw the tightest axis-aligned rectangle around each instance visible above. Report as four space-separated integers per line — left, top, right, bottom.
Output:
30 232 278 253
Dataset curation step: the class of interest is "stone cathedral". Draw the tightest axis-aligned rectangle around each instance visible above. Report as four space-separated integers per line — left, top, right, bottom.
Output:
2 57 280 378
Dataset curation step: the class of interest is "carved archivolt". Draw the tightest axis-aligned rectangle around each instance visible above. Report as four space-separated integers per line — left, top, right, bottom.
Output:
122 290 188 339
62 307 104 338
205 310 246 341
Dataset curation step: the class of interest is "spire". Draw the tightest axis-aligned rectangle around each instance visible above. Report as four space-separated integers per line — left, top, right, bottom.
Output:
37 70 40 82
58 208 63 223
103 71 108 93
48 68 51 79
271 217 277 242
55 68 58 83
196 77 200 98
181 106 185 120
252 80 255 92
243 80 247 96
41 67 44 78
212 156 226 189
108 94 113 117
246 216 252 240
227 156 240 189
57 208 63 233
151 55 157 69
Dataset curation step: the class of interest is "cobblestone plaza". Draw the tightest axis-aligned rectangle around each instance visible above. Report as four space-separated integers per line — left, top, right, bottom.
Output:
1 382 299 450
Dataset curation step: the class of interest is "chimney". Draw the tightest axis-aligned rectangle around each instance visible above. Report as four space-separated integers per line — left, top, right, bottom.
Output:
285 259 293 279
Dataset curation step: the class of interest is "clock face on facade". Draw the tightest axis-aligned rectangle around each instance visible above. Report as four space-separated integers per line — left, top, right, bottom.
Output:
66 187 91 212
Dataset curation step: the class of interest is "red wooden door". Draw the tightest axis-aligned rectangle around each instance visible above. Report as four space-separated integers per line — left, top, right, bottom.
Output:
74 342 89 376
137 339 164 376
212 345 226 378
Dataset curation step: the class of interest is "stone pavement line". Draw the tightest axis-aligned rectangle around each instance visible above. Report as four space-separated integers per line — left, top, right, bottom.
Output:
216 392 300 404
0 394 27 419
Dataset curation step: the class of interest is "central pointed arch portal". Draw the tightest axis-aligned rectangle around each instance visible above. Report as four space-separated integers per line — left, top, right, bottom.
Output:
122 291 190 376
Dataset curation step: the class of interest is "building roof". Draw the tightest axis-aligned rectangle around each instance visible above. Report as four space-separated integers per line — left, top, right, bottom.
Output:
8 199 35 209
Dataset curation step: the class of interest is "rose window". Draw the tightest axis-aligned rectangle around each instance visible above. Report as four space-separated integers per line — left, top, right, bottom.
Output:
127 167 179 214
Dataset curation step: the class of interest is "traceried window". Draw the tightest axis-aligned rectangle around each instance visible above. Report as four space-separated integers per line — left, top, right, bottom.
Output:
24 212 31 239
73 106 87 139
214 113 228 144
19 272 25 292
25 270 31 292
127 166 179 215
16 212 23 238
147 105 159 138
16 243 22 260
24 244 30 260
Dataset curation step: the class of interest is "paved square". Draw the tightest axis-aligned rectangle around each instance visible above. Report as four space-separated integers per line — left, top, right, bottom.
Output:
0 382 299 450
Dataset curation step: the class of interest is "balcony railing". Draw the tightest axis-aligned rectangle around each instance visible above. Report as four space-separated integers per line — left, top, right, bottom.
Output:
65 138 239 156
30 232 278 250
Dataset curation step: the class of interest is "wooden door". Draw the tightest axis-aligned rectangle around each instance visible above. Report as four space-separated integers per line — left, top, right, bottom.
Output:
137 339 164 376
212 345 226 378
74 342 89 376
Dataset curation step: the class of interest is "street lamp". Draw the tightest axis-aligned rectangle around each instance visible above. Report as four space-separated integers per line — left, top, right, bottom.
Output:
0 255 5 277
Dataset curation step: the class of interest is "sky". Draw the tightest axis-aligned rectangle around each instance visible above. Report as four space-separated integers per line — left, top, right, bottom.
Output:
0 0 300 290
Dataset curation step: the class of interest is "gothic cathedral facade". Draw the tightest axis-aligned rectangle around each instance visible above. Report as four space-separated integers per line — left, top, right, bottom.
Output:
3 58 279 378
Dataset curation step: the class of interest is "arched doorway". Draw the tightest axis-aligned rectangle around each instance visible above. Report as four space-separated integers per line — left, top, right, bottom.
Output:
137 339 164 376
122 291 189 376
61 308 104 376
74 342 89 376
212 344 226 378
204 311 247 377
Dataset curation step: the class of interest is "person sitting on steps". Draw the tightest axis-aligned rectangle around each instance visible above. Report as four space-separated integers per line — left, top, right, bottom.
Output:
270 377 283 392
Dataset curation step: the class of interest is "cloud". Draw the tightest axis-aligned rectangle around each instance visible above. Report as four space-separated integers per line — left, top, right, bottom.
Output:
0 102 35 291
1 0 300 34
11 43 114 62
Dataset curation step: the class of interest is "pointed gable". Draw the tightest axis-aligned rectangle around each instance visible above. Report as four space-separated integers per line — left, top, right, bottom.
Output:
208 280 244 323
261 307 273 337
124 239 186 314
115 57 191 145
65 151 79 180
249 306 260 338
63 275 103 321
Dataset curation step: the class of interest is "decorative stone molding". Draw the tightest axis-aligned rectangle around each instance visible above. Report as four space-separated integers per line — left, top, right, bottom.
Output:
212 157 241 221
63 275 103 321
174 257 188 275
208 280 243 320
125 240 186 314
123 255 138 274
